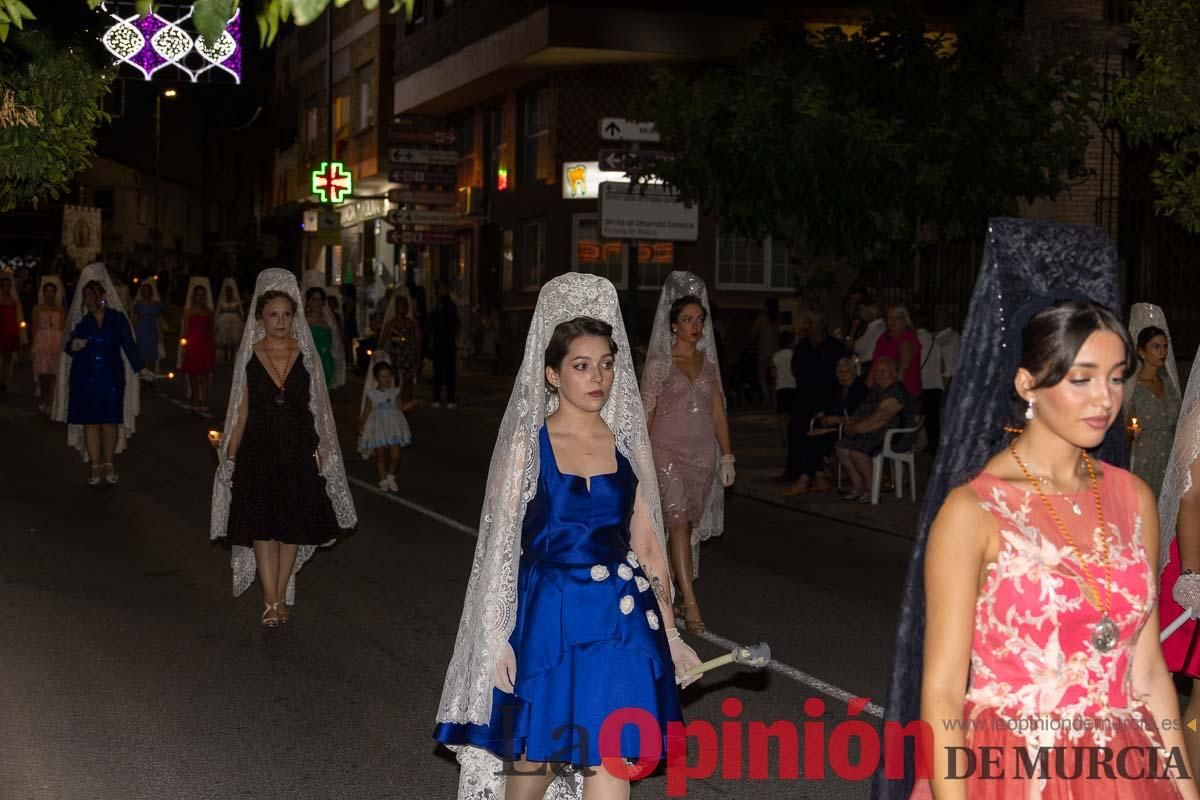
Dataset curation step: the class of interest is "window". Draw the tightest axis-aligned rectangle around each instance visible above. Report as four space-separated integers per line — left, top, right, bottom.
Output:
333 94 350 132
306 107 319 146
519 89 552 185
716 229 792 289
572 214 625 287
357 66 374 131
487 105 510 192
520 221 545 291
502 228 514 291
635 242 675 288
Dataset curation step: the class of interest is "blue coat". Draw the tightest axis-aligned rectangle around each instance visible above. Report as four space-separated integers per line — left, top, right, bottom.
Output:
66 309 142 425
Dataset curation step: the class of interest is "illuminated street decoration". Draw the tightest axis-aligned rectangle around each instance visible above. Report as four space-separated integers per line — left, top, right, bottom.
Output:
312 162 353 204
101 5 242 83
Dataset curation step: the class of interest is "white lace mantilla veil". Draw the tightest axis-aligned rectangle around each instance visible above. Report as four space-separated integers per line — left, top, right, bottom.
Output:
52 263 141 460
219 277 243 311
39 274 65 306
209 269 357 604
177 276 214 377
1127 302 1180 414
437 273 667 800
379 285 417 334
1159 342 1200 574
640 271 725 573
137 278 162 303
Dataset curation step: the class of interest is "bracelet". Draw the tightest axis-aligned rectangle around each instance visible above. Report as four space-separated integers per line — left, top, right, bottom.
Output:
720 454 735 464
665 626 682 642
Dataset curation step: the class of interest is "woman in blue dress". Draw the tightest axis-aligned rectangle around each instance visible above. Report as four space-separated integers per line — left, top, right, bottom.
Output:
53 263 147 486
435 273 701 800
131 280 164 374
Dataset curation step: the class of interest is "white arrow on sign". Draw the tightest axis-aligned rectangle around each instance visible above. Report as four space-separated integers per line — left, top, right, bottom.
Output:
599 118 660 143
388 209 458 226
388 147 459 166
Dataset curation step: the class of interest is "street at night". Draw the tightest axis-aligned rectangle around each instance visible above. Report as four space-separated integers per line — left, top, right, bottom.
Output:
6 0 1200 798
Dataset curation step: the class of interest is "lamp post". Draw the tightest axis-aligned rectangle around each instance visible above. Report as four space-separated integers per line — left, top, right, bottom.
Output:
154 88 177 278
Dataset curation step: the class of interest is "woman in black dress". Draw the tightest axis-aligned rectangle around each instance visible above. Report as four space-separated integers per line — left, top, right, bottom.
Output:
210 269 357 627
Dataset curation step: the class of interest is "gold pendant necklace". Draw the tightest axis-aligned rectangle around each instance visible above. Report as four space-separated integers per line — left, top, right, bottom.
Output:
1009 442 1118 653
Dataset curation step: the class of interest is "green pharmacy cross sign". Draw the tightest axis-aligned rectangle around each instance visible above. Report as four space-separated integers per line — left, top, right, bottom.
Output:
312 161 353 204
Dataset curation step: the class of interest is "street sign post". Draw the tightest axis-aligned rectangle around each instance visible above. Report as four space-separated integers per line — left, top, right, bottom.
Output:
598 182 698 242
598 118 660 143
386 229 457 246
386 209 459 226
389 115 459 146
388 147 459 167
388 188 456 206
598 149 674 173
386 167 456 186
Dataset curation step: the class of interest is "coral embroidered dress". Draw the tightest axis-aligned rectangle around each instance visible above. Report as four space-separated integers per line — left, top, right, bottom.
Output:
916 467 1183 799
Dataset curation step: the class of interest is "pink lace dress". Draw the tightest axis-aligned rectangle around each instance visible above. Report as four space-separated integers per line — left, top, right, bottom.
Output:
914 467 1184 799
649 359 720 528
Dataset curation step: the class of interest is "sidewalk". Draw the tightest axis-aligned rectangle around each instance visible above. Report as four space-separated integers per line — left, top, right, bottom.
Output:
428 365 929 541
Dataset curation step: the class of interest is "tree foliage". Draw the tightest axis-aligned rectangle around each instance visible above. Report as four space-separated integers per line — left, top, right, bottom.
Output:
639 4 1096 275
0 21 111 212
1113 0 1200 233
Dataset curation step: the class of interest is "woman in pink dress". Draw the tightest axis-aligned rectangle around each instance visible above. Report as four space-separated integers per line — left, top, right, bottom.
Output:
873 303 922 397
180 279 216 411
642 272 735 633
876 220 1196 800
31 276 65 413
1156 339 1200 788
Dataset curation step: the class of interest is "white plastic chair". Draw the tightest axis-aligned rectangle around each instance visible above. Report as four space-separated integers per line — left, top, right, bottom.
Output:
870 415 925 505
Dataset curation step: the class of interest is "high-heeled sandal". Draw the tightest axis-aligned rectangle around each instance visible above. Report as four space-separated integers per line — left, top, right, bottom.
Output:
261 602 280 628
102 463 118 485
276 602 290 624
88 465 102 487
679 600 706 634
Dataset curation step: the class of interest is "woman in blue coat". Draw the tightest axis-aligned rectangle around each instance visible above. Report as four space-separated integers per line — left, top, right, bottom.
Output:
54 264 147 486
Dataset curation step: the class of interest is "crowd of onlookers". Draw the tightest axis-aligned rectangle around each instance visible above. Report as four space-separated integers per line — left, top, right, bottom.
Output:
752 291 962 504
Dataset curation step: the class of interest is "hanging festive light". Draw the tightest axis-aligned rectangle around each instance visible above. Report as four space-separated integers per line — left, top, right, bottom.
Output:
101 5 242 84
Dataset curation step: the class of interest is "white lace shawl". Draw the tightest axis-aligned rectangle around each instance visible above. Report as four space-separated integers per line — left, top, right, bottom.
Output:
640 270 725 553
209 269 357 604
51 263 141 460
1159 341 1200 573
436 273 667 800
1127 302 1180 413
218 277 243 314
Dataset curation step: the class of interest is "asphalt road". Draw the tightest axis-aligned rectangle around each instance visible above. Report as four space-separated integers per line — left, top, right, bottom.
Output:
0 362 913 800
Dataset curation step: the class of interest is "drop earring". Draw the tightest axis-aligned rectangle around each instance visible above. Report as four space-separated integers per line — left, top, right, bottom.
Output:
1025 397 1035 421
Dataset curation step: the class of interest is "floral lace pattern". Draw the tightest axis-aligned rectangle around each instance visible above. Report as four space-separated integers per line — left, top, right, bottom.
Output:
965 470 1157 750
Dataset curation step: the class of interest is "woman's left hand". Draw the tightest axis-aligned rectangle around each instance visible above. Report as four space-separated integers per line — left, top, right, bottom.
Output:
720 455 736 487
667 627 702 688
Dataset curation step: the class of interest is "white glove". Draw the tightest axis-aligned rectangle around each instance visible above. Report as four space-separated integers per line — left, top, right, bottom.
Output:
1173 572 1200 619
495 642 517 693
668 627 701 688
719 454 736 488
216 458 236 489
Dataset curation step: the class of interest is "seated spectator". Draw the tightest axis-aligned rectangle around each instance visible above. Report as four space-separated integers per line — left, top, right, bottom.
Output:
783 357 868 495
834 357 915 502
783 315 847 480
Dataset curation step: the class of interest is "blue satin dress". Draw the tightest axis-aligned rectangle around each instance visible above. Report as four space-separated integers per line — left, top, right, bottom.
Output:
65 309 142 425
435 426 683 767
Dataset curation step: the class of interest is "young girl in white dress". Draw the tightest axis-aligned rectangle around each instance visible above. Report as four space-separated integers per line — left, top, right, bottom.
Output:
358 356 411 491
